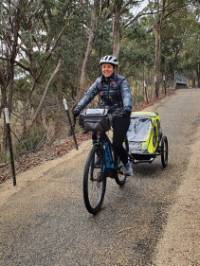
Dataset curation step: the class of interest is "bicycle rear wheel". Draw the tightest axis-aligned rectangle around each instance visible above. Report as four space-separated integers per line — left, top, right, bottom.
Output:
83 145 106 214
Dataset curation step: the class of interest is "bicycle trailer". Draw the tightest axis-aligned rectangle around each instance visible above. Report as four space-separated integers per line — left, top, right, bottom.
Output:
127 111 168 167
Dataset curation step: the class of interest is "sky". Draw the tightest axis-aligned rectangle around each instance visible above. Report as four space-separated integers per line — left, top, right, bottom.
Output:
131 0 148 15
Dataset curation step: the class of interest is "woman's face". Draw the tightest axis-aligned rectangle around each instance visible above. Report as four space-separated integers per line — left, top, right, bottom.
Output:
101 63 114 78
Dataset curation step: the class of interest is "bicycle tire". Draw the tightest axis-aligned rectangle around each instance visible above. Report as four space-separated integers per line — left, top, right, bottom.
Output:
83 145 106 214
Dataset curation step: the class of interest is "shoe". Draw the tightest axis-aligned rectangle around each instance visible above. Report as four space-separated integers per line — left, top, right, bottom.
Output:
122 161 133 176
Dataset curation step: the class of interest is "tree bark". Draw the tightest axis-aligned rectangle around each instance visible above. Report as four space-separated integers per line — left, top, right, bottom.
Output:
79 0 99 93
197 62 200 88
192 76 196 88
153 0 166 98
2 90 10 151
112 6 121 57
154 21 161 98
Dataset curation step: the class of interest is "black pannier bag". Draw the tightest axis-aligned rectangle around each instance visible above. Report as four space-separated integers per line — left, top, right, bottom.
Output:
79 109 110 132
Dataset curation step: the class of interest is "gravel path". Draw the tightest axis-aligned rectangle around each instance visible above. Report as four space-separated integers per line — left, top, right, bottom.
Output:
0 89 200 266
154 120 200 266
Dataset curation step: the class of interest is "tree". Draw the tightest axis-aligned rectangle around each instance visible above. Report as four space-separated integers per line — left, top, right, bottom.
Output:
111 0 145 57
147 0 188 97
79 0 102 92
0 0 25 149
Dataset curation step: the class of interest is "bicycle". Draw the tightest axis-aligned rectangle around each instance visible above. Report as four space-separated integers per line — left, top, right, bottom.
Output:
78 108 129 215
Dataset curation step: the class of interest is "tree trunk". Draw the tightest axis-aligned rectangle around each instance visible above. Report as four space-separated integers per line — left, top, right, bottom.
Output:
154 22 161 98
0 1 21 154
112 8 121 57
1 62 15 153
0 86 7 115
153 0 168 98
79 0 99 93
197 62 200 88
192 75 196 88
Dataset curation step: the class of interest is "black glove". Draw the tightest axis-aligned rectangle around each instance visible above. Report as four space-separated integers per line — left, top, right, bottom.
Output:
123 108 131 117
73 107 81 118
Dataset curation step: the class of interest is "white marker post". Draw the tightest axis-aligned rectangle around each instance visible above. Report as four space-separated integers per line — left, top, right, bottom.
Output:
63 98 78 150
4 108 16 186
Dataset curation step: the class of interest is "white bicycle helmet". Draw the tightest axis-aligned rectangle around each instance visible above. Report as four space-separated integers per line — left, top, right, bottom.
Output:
99 55 119 66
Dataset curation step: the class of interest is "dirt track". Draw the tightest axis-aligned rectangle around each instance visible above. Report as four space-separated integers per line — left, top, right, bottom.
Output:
0 89 200 266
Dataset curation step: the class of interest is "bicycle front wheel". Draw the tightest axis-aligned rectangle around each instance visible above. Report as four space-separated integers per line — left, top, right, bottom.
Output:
83 146 106 214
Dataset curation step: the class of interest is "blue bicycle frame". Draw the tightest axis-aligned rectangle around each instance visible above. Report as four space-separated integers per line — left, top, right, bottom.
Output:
102 139 115 174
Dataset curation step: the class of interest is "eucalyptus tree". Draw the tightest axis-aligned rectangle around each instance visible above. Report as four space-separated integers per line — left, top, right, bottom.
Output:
16 0 87 145
78 1 144 92
79 0 111 92
0 0 29 149
0 0 86 151
120 17 154 79
0 0 25 114
146 0 189 97
179 9 200 86
109 0 146 57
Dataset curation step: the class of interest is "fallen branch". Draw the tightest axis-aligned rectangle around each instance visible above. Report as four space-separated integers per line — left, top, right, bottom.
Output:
117 226 136 233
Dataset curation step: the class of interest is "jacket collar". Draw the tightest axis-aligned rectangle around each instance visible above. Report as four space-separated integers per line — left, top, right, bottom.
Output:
101 73 115 83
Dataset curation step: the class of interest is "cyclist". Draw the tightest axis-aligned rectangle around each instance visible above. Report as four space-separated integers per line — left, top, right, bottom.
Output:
73 55 133 176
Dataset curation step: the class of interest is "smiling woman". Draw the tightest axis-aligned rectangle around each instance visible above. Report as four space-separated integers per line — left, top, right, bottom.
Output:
73 55 133 176
101 64 114 78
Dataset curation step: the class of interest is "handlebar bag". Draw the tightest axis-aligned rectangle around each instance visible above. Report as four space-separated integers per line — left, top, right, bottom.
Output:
79 109 110 132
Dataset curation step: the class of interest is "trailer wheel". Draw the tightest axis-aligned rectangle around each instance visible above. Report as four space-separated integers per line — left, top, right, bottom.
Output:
161 136 168 168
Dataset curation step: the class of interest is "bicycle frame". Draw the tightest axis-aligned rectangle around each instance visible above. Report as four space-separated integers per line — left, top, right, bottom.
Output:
93 132 117 178
79 108 128 214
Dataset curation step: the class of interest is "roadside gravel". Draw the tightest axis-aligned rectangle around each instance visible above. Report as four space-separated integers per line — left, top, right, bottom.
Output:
154 125 200 266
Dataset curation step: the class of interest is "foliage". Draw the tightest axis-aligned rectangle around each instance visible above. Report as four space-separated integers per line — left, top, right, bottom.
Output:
15 125 46 155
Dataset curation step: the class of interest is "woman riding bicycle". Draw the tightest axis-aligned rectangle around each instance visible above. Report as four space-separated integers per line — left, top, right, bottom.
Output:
73 55 133 176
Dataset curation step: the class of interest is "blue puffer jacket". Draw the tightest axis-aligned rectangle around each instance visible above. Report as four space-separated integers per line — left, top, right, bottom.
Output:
76 74 132 113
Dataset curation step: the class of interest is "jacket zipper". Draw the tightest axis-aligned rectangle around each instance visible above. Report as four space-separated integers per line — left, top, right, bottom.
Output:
108 79 110 104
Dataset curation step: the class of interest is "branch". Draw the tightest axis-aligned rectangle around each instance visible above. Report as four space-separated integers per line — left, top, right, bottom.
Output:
0 56 31 73
163 4 187 20
30 59 62 126
29 23 67 97
120 0 143 15
124 7 153 28
159 0 167 28
14 60 31 73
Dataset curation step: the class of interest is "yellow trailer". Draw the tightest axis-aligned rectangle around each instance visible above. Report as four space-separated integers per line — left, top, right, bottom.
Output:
127 111 168 168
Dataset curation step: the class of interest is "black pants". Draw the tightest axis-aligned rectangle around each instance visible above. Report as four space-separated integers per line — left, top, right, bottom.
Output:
92 115 130 165
112 115 130 165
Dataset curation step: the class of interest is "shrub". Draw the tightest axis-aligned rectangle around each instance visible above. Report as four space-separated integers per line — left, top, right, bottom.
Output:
15 126 45 156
